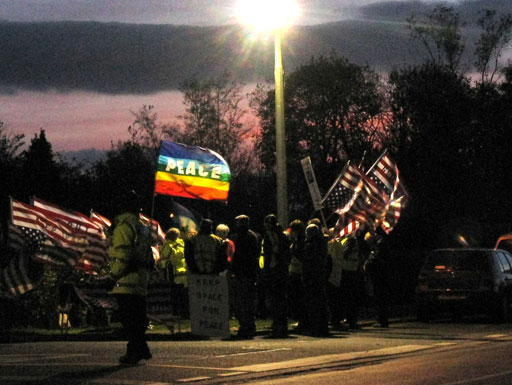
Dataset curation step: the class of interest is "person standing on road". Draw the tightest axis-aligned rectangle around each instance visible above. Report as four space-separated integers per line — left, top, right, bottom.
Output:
327 230 346 330
262 214 290 338
364 227 392 327
230 215 260 338
108 190 153 365
303 223 330 336
339 229 368 330
287 219 308 334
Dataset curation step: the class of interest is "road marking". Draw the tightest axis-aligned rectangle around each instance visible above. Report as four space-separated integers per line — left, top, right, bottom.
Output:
150 364 228 370
0 354 91 364
217 372 248 377
176 376 211 382
485 334 506 338
215 348 292 358
434 342 457 346
229 345 435 372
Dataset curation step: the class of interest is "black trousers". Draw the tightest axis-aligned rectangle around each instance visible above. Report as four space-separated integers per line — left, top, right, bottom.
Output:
267 269 288 335
115 294 150 355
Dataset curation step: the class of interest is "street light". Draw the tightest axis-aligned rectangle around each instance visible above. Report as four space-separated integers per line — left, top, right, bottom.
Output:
236 0 299 227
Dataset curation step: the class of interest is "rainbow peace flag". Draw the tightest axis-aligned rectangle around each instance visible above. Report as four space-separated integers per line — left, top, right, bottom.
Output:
155 141 231 202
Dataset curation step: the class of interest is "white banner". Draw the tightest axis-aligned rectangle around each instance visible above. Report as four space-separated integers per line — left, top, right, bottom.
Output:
188 274 230 338
301 157 323 211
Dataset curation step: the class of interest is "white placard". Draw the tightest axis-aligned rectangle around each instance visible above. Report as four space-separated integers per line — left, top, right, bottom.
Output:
301 156 323 211
188 274 230 338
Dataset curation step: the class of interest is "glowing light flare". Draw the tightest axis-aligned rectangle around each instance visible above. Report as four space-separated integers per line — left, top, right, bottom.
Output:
457 234 469 247
236 0 299 31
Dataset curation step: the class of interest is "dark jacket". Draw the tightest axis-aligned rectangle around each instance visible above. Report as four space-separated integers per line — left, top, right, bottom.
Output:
262 228 290 273
231 229 260 280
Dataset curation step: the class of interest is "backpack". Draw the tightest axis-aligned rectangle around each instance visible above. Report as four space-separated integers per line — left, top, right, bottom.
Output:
134 220 155 270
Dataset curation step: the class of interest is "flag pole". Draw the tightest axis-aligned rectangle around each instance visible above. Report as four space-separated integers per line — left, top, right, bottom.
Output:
319 209 328 233
358 151 367 171
366 148 388 176
151 141 163 220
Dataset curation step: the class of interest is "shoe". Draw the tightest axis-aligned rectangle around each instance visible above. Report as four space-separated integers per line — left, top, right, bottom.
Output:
119 350 152 365
119 354 141 365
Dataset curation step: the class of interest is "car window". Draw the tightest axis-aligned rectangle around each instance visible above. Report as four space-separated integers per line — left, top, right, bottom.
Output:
495 252 508 273
504 252 512 269
423 250 490 272
497 252 512 274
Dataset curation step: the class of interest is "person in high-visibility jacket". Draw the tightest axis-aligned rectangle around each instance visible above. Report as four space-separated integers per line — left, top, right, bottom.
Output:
108 190 153 365
160 227 187 317
185 219 225 275
160 228 186 284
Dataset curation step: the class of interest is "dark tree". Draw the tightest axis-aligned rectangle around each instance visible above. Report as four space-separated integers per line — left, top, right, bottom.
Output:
251 53 385 220
19 129 63 203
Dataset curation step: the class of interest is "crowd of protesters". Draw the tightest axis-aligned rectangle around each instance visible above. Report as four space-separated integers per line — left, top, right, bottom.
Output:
104 192 393 364
153 212 392 340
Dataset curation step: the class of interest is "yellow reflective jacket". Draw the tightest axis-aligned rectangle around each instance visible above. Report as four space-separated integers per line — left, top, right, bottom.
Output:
160 238 187 286
108 212 150 296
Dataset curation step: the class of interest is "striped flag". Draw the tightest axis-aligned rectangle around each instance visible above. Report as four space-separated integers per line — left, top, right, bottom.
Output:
32 197 109 272
322 154 407 238
0 254 39 297
367 150 408 202
335 218 360 238
139 213 165 246
380 195 405 234
90 210 112 230
322 162 363 213
366 150 408 233
155 141 231 202
10 198 88 267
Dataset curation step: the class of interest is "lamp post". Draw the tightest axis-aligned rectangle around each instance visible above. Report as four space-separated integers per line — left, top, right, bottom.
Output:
237 0 298 227
273 28 288 227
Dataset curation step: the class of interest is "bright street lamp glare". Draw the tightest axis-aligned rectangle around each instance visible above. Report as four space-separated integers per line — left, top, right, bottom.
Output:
236 0 299 30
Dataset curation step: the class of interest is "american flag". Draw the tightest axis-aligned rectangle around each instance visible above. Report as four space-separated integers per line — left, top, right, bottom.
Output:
32 197 109 272
322 162 364 213
90 210 112 230
380 195 405 234
140 213 166 246
0 253 39 297
367 151 407 202
334 218 360 238
8 222 78 267
323 153 408 238
75 277 118 310
366 151 408 233
10 198 88 267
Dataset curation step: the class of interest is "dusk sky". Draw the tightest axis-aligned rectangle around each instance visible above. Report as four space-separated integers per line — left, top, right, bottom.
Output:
0 0 453 25
0 0 461 152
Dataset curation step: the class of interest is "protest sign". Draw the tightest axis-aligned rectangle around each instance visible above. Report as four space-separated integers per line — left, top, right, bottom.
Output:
188 274 230 338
